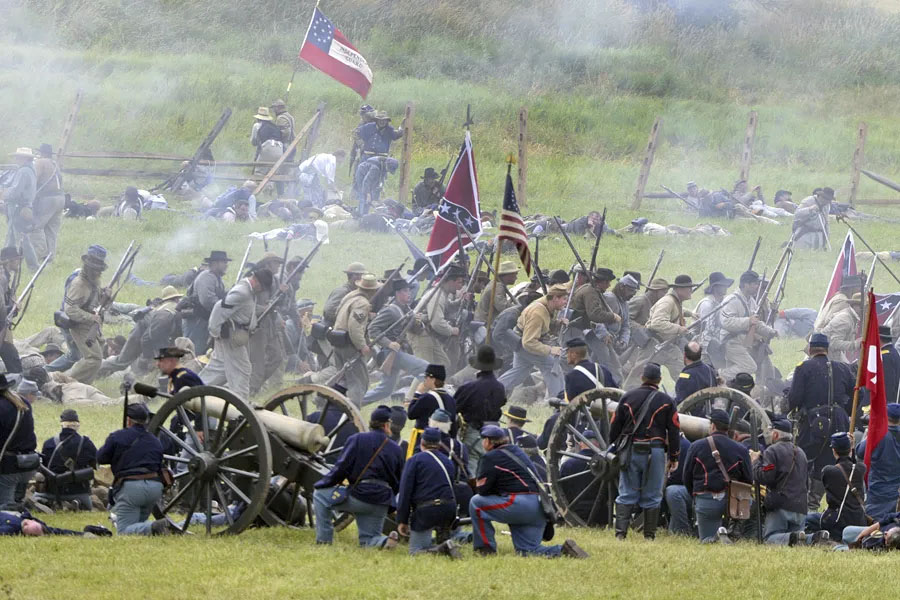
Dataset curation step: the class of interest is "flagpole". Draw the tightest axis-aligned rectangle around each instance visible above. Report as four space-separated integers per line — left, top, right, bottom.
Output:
836 215 900 287
485 160 513 344
849 288 874 445
288 0 321 98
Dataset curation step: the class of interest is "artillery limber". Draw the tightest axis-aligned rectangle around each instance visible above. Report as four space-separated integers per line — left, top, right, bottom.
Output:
136 383 364 535
546 386 771 527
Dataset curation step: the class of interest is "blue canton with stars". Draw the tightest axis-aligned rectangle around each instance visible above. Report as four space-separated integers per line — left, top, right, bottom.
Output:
437 199 478 234
307 8 335 52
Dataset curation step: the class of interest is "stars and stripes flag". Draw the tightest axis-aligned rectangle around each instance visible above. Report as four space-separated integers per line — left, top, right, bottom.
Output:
425 132 482 272
860 289 888 481
299 7 373 98
498 167 531 276
815 231 857 325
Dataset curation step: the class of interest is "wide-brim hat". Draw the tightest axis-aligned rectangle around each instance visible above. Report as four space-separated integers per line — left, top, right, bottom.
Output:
254 106 273 121
469 345 504 371
422 167 439 180
159 285 182 302
592 267 616 282
10 147 34 159
646 278 669 291
497 261 519 276
503 405 531 423
705 271 734 294
356 273 379 290
671 275 694 288
40 343 63 356
373 110 390 120
344 262 368 274
302 207 325 221
155 347 187 360
204 250 232 263
81 254 108 271
880 325 893 342
0 374 14 391
270 99 286 109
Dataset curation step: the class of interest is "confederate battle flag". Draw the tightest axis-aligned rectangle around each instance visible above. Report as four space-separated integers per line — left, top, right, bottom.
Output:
818 231 857 316
299 8 373 98
425 132 482 272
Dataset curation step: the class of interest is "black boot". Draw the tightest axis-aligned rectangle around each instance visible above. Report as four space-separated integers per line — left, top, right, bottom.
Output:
643 508 660 540
614 503 632 540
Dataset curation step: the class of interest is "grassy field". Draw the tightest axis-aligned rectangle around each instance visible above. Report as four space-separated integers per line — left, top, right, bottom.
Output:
3 0 900 597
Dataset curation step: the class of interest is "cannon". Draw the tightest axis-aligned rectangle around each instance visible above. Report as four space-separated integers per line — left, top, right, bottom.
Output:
546 386 771 527
142 383 364 535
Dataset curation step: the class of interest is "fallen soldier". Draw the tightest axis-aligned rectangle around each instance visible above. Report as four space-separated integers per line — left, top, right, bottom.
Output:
0 509 111 537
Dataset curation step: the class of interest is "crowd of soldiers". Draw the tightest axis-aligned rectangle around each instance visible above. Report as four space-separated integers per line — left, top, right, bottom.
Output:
1 107 899 555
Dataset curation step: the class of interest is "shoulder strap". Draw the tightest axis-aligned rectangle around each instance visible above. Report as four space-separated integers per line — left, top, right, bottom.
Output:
826 361 834 408
46 433 68 469
573 365 602 389
351 437 390 488
629 390 658 435
498 447 542 490
706 435 731 483
837 461 866 508
427 390 445 411
424 450 456 504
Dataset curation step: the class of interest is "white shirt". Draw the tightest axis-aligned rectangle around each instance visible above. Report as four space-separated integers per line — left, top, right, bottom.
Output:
298 153 336 185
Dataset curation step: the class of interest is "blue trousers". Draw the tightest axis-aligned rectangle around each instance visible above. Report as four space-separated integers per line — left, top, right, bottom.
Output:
616 447 666 510
470 493 561 556
842 525 868 546
694 493 727 542
0 470 35 508
763 508 813 545
865 489 899 522
665 484 693 536
182 317 210 356
498 350 564 399
33 491 93 510
115 480 163 536
46 329 80 372
313 487 389 548
362 351 428 405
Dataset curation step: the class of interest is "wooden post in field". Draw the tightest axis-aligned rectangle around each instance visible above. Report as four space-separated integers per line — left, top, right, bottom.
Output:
300 101 326 162
739 110 758 184
397 102 415 206
517 107 528 207
849 122 868 207
57 89 83 169
254 108 321 196
631 117 662 210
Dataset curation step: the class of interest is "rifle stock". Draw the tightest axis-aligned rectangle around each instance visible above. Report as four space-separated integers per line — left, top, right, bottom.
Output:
255 237 325 324
7 253 51 330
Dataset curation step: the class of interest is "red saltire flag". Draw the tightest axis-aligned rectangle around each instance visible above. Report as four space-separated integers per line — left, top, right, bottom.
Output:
817 231 857 316
498 168 531 276
299 7 373 99
425 131 482 272
861 289 888 481
874 292 900 327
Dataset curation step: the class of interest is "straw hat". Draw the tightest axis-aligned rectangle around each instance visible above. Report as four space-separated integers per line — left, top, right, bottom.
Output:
10 147 34 159
255 107 273 121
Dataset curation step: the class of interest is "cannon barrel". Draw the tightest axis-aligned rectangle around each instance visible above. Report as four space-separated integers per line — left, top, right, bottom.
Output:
593 399 712 441
183 396 330 453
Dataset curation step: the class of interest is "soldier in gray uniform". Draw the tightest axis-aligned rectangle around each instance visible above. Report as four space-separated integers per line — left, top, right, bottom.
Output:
598 273 640 382
201 268 272 399
182 250 230 355
1 148 38 270
323 262 368 326
31 144 65 261
333 273 380 404
409 264 467 367
63 248 108 384
792 188 833 250
475 261 518 323
694 272 733 369
249 253 286 395
719 271 778 382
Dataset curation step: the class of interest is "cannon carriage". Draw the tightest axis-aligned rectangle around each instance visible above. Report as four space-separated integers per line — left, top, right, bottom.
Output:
140 383 364 535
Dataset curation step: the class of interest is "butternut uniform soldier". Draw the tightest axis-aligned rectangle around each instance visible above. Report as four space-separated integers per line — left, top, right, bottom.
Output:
571 268 620 373
821 293 861 363
625 276 695 389
694 271 733 369
498 283 569 398
333 273 380 404
409 264 467 367
249 253 286 395
63 248 108 384
623 278 668 373
323 262 368 325
30 144 65 260
814 275 861 332
719 271 778 382
475 261 518 323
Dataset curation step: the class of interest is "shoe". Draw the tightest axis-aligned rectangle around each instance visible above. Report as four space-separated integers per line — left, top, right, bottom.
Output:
83 525 113 537
150 519 172 536
436 540 463 560
716 527 733 545
474 546 497 557
643 508 660 540
561 539 589 559
383 531 400 550
811 530 831 546
614 503 632 540
788 531 801 547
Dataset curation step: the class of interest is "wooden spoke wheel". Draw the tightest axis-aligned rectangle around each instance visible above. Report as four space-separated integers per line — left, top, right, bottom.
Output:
148 385 272 535
678 386 772 437
264 384 365 532
547 387 624 528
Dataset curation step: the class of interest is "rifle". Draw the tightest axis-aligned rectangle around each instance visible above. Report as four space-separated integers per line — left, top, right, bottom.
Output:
96 241 141 324
557 268 578 345
587 207 607 273
748 236 762 272
479 251 517 305
647 297 730 359
234 240 253 285
438 153 454 190
532 236 548 295
452 215 471 271
749 412 763 544
816 210 832 252
453 242 488 327
254 237 325 324
647 250 665 286
553 216 590 276
278 238 291 283
7 253 51 330
380 270 447 375
660 185 697 210
370 259 408 312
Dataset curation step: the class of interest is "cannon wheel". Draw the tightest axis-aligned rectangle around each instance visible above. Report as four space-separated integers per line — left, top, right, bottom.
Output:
264 384 365 532
547 387 624 528
148 385 272 535
678 386 772 436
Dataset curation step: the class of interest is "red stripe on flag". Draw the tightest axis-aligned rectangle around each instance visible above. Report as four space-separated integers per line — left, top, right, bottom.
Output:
299 43 372 98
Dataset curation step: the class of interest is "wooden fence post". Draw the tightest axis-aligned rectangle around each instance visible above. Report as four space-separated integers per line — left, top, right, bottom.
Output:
849 122 868 207
631 117 662 210
739 110 758 183
300 101 326 162
517 107 528 207
57 89 83 169
397 101 415 206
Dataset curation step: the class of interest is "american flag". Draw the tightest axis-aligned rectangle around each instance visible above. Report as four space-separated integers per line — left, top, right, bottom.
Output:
499 170 531 276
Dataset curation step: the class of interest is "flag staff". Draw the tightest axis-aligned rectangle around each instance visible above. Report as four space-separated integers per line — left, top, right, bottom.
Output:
485 155 515 343
286 0 321 98
849 289 874 441
836 215 900 287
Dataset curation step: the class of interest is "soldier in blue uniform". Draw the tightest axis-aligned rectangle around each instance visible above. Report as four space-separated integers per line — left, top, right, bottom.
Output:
407 364 457 457
156 347 203 394
805 432 867 540
880 326 900 404
396 427 461 557
856 403 900 520
663 433 693 535
356 111 403 157
674 341 718 408
501 405 537 447
34 409 97 510
609 362 681 540
312 405 404 548
681 409 752 542
97 403 170 535
563 337 617 399
0 509 109 536
787 333 854 511
455 345 507 473
0 374 37 509
470 425 588 558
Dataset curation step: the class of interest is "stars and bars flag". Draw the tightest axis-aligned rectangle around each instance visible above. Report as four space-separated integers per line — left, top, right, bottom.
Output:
875 292 900 327
299 7 373 98
425 132 482 272
860 289 888 481
815 231 857 327
498 168 531 276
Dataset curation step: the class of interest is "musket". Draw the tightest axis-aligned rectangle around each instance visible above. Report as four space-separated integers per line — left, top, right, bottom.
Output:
437 152 454 190
647 297 730 358
234 239 253 285
278 237 291 283
6 253 51 330
453 242 488 326
480 251 517 305
748 236 762 271
452 215 471 271
647 250 665 286
749 412 763 544
553 216 590 275
660 185 697 210
254 237 325 324
97 241 141 322
836 214 900 287
557 268 578 345
380 269 448 375
369 259 408 313
532 236 548 295
587 207 607 274
816 210 832 252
